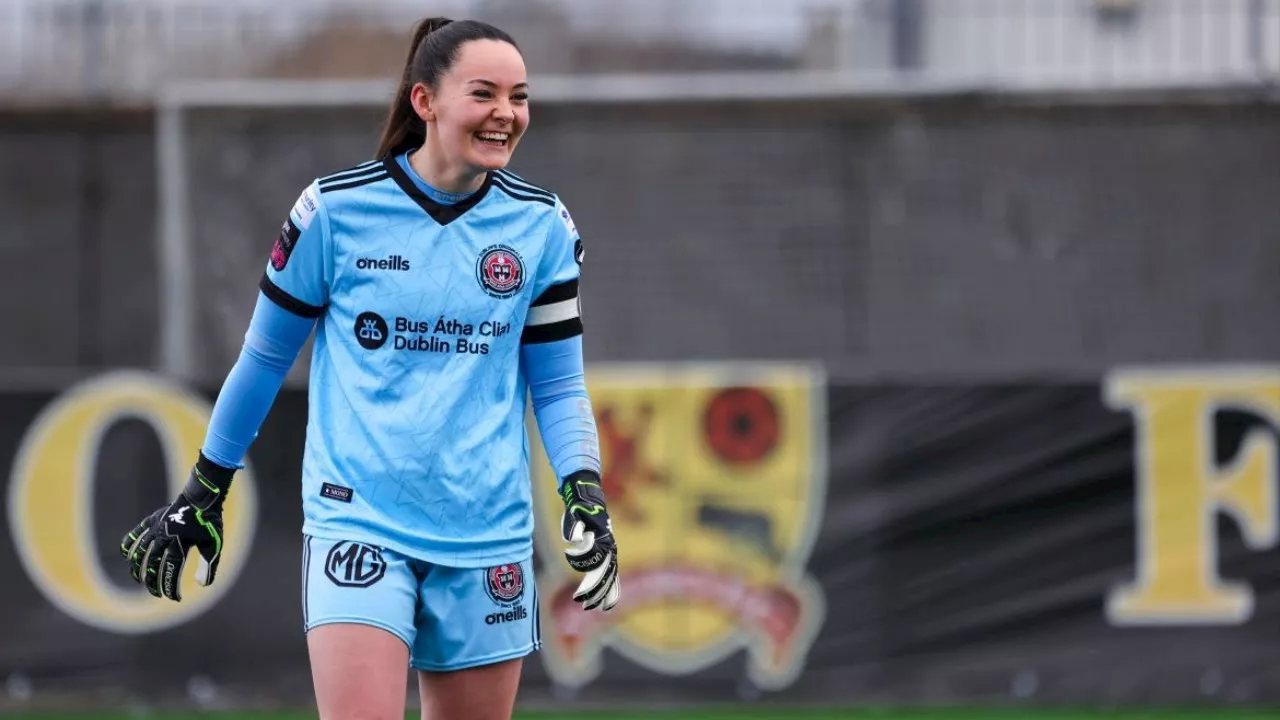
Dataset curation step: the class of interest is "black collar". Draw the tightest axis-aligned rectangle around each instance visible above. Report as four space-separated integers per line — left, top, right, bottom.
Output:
383 155 492 226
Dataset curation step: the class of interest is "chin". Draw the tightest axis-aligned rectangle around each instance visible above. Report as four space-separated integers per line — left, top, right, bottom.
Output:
468 140 519 173
474 156 511 172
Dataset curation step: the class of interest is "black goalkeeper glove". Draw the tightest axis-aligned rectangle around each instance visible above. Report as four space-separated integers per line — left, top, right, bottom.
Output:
560 470 620 612
119 453 234 602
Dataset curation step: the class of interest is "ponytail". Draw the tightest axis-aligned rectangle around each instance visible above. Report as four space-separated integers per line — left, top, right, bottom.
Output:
375 17 453 159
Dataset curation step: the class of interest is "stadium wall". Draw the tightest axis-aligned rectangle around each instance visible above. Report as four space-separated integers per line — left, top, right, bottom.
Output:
2 366 1280 711
2 94 1279 711
1 96 1278 382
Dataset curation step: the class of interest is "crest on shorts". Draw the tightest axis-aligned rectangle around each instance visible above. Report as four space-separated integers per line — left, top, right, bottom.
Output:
476 245 525 298
530 363 828 691
486 563 525 606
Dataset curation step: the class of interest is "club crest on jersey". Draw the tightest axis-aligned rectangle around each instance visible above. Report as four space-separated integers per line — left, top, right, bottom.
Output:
485 563 525 605
476 245 525 299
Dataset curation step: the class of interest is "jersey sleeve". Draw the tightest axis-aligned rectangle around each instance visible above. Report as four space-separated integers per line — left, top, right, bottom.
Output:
259 180 331 318
521 197 584 345
201 292 316 469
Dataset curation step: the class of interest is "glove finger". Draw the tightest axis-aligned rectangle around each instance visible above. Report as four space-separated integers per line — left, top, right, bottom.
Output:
601 573 621 612
129 531 154 584
119 520 148 560
194 519 223 587
587 565 621 612
564 527 596 558
195 551 220 588
159 541 190 602
574 549 616 604
580 555 618 611
143 539 169 598
561 511 584 544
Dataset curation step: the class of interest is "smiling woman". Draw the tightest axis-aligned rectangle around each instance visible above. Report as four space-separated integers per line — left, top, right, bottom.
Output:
116 12 618 720
376 18 530 194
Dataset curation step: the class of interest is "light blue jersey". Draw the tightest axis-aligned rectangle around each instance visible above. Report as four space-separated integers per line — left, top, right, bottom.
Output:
260 155 589 567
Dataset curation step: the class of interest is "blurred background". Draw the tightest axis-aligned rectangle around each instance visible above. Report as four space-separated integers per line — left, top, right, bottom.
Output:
3 0 1280 717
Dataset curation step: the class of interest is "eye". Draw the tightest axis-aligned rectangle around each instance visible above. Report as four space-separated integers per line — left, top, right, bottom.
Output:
472 89 493 99
512 92 529 103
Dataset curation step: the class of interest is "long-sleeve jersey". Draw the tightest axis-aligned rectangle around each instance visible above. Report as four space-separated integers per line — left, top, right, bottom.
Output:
199 152 601 567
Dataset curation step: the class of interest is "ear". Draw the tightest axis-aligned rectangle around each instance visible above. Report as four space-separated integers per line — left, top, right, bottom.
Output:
409 82 435 123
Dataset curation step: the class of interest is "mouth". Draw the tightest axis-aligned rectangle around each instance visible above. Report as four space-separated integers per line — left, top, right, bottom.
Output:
475 131 511 149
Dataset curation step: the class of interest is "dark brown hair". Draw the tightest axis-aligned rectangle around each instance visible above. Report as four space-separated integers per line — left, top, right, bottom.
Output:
375 17 520 159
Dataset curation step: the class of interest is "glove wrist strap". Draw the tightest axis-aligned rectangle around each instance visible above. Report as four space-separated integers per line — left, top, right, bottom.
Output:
561 468 600 492
560 469 602 507
184 452 236 511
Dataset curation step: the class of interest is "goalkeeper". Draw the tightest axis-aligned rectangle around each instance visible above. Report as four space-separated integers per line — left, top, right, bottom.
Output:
118 16 617 720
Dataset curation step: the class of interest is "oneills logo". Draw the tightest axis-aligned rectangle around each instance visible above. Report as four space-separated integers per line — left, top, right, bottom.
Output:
532 364 827 690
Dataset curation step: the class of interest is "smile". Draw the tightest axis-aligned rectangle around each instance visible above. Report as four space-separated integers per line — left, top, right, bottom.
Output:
475 132 510 147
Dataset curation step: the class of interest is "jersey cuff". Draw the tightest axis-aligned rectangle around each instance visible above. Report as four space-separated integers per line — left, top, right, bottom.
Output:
259 273 325 318
522 279 582 344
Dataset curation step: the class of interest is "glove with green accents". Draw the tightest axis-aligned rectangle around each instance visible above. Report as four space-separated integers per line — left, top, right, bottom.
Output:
119 453 233 602
560 470 620 612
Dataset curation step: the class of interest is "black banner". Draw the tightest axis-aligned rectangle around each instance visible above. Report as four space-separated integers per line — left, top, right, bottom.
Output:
2 366 1279 709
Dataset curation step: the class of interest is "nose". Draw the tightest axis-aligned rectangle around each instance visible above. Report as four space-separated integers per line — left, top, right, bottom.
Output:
492 99 515 123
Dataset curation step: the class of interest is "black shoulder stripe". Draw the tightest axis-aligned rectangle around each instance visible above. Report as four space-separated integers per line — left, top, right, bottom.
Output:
496 170 555 200
320 172 389 194
319 160 381 185
531 279 578 307
492 176 555 207
319 164 383 185
319 168 384 191
521 318 583 345
259 273 325 318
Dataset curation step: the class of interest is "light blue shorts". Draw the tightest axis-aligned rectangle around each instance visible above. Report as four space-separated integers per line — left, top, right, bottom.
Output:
301 535 541 672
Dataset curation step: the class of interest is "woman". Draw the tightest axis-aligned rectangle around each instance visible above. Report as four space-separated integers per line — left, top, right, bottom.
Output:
119 17 619 720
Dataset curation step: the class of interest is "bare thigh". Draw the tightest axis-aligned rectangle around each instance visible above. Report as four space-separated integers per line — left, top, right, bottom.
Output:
309 623 410 720
417 657 524 720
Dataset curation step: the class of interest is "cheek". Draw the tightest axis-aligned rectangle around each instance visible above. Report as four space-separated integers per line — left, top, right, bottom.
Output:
437 104 485 136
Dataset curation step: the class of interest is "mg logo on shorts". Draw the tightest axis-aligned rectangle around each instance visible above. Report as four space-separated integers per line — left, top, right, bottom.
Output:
324 541 387 588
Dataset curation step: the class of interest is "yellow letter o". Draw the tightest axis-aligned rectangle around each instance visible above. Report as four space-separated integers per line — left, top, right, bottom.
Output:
7 371 257 633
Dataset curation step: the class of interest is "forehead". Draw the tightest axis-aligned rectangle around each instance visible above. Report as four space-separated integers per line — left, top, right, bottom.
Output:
447 40 526 84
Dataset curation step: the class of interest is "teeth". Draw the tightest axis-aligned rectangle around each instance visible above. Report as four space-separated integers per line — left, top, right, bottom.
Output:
477 132 509 142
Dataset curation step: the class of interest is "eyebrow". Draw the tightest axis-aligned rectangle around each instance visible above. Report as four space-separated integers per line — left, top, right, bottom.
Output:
468 79 530 90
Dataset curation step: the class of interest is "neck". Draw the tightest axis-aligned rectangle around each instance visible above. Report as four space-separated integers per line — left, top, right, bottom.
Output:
409 142 486 195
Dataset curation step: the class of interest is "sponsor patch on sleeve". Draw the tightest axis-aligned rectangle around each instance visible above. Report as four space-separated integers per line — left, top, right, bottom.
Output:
558 204 578 238
291 186 320 230
270 217 302 271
